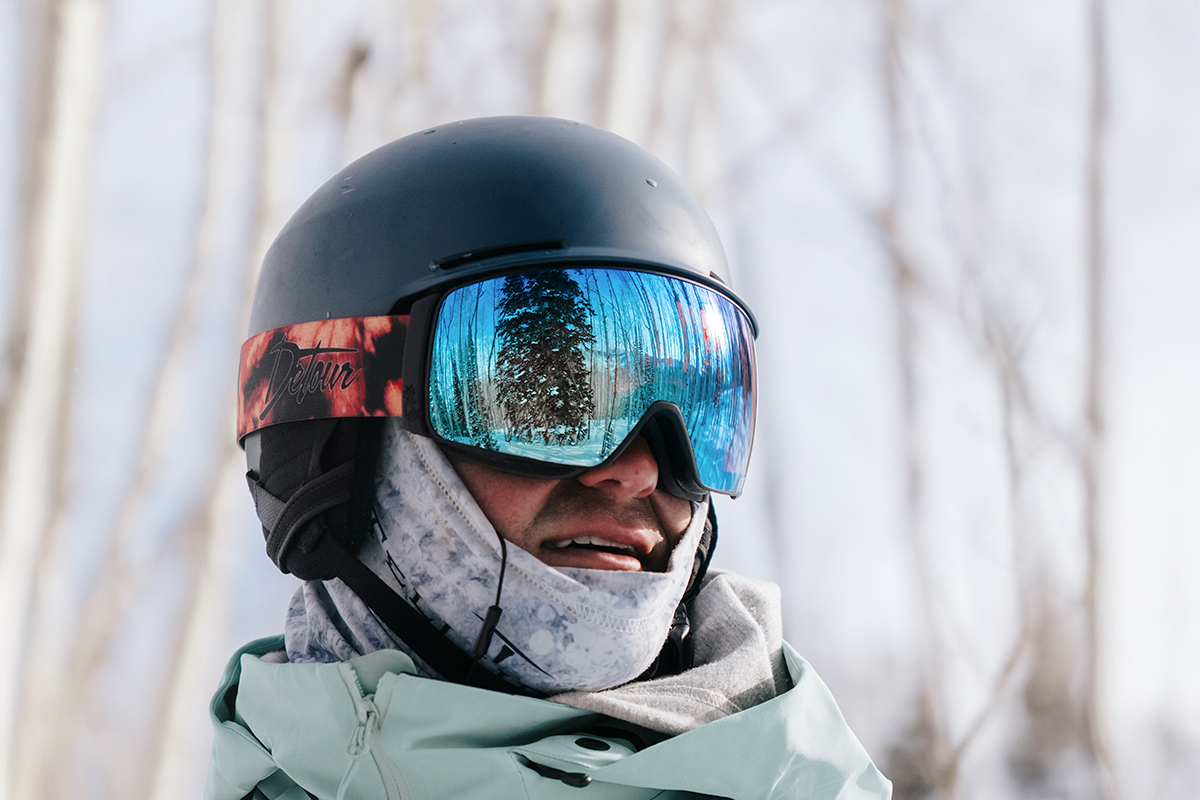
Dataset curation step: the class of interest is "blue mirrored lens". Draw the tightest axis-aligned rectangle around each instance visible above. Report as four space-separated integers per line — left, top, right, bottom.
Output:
428 268 756 494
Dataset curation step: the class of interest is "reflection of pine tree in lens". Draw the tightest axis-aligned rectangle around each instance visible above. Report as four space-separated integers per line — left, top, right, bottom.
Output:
495 271 595 445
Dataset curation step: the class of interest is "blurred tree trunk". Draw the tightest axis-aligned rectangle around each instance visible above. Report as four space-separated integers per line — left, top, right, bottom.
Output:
0 1 99 796
1081 0 1117 796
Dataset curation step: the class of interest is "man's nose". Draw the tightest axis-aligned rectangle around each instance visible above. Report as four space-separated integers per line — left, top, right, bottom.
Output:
575 435 658 499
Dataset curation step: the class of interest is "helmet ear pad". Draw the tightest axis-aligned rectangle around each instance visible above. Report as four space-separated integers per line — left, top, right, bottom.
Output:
249 418 383 580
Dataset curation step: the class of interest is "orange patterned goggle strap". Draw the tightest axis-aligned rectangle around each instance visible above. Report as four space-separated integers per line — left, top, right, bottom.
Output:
237 315 409 440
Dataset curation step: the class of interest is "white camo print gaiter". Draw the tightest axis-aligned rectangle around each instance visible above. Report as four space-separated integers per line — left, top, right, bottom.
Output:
358 421 707 694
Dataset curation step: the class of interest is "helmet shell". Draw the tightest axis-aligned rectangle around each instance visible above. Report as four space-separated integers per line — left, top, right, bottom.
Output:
249 116 749 336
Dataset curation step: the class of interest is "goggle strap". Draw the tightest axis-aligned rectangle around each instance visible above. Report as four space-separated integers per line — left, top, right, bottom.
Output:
237 315 410 440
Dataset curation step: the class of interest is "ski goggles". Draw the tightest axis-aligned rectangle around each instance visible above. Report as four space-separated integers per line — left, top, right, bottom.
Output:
238 267 757 496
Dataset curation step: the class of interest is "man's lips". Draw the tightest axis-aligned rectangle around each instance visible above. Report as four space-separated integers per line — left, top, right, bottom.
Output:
538 530 660 571
545 535 639 554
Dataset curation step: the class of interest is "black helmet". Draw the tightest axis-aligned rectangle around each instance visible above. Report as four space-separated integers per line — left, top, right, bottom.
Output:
242 117 746 690
248 115 747 336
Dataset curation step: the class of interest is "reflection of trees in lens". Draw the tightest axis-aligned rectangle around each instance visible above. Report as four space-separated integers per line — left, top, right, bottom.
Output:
453 336 495 449
627 273 663 419
462 284 497 448
588 270 645 454
495 270 595 445
431 284 498 448
587 271 619 453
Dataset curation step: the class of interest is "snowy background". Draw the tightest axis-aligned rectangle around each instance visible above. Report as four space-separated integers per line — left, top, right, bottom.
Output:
1 1 1198 798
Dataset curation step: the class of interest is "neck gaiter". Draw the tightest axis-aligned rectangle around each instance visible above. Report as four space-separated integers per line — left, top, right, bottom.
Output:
286 421 706 694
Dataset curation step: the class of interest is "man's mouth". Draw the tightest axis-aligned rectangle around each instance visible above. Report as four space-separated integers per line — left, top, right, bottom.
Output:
545 535 638 556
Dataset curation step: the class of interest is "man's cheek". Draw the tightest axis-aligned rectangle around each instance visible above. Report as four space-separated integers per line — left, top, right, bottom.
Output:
650 493 694 544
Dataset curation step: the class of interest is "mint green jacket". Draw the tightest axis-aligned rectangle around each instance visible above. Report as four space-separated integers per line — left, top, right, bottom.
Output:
205 637 891 800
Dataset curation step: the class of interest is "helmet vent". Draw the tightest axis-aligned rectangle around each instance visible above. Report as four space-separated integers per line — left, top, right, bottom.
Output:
436 240 565 271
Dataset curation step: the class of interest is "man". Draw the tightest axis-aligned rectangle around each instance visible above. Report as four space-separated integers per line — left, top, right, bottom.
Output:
206 116 891 799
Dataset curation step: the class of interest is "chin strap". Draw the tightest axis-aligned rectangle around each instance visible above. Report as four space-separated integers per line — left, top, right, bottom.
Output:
308 529 537 696
466 529 508 687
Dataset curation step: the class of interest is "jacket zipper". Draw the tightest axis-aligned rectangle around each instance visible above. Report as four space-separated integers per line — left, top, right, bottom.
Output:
368 725 404 800
340 664 404 800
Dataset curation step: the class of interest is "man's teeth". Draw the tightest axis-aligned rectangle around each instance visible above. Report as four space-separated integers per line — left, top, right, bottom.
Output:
547 536 635 553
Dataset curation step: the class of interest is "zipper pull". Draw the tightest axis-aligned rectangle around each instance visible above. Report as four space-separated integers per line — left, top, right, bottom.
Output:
338 701 379 800
347 701 379 756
